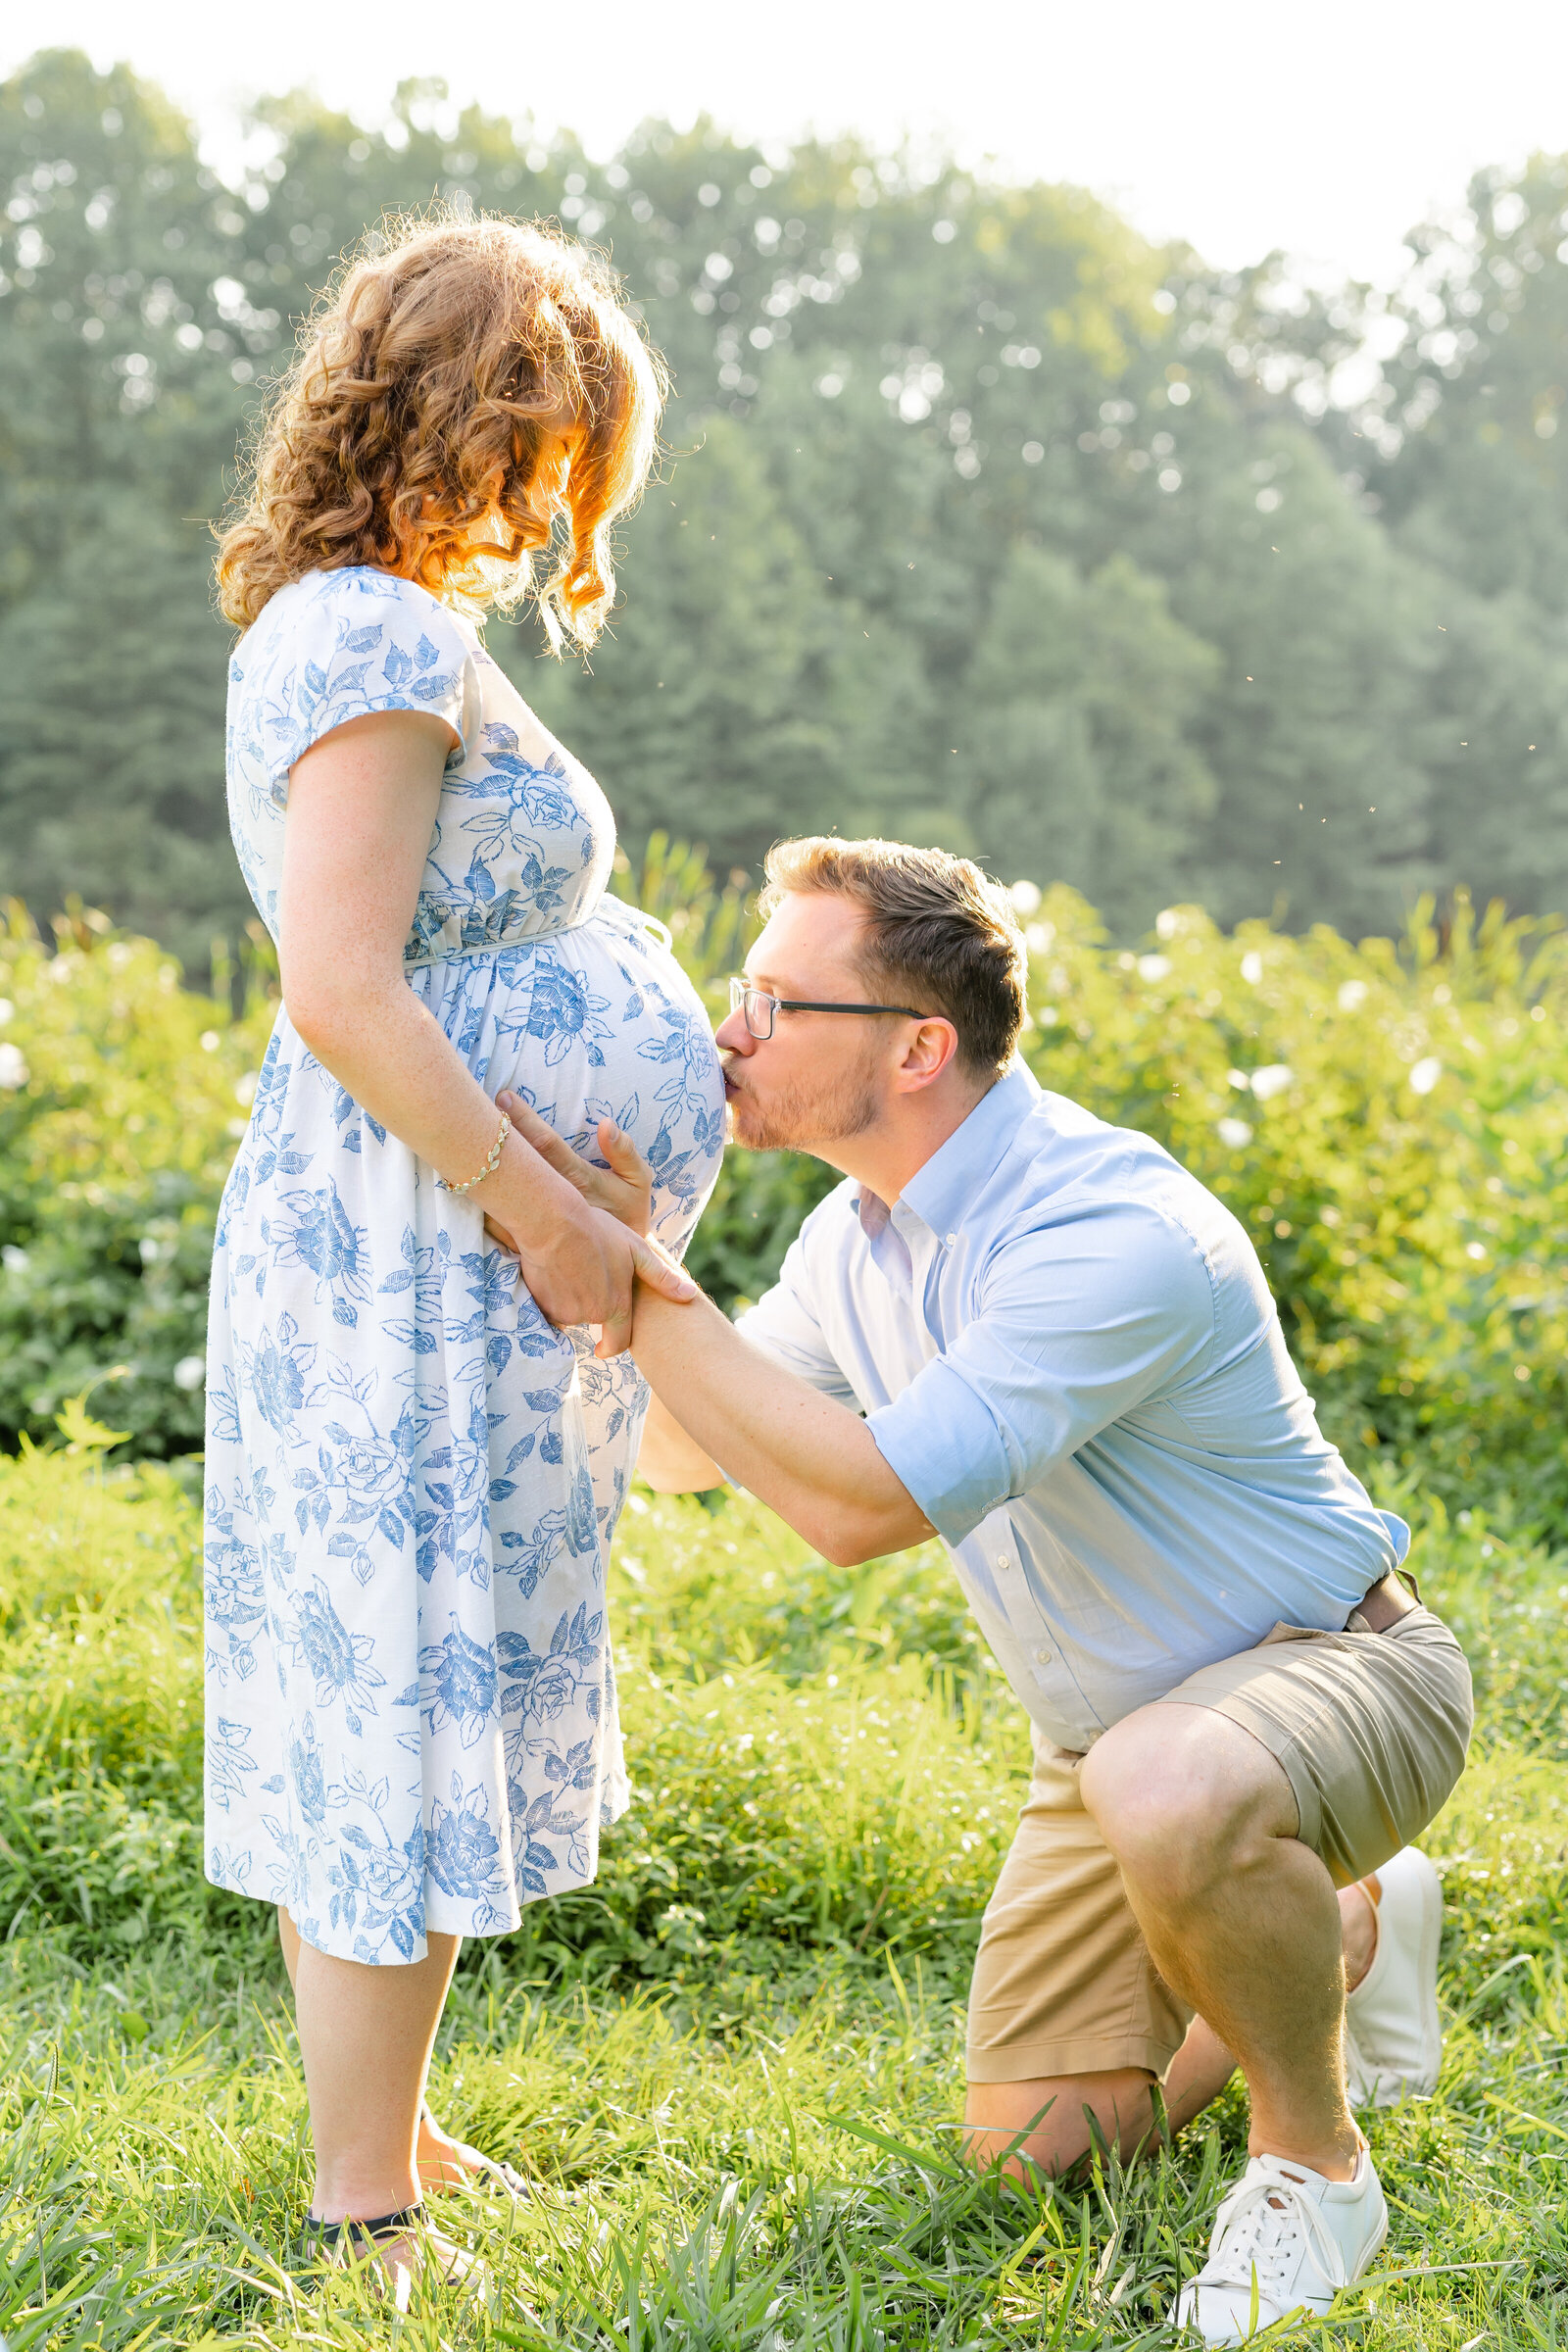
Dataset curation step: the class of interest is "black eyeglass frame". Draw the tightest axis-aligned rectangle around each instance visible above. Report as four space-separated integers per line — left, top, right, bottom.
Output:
727 976 933 1041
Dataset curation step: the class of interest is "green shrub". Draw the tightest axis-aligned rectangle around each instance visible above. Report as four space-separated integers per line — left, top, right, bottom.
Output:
2 863 1566 1514
0 905 274 1457
1014 885 1568 1514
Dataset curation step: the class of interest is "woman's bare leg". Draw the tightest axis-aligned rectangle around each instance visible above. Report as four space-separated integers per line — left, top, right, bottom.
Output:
289 1922 461 2222
278 1907 493 2194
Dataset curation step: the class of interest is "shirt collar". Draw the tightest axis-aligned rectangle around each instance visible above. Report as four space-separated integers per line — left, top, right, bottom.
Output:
855 1060 1041 1243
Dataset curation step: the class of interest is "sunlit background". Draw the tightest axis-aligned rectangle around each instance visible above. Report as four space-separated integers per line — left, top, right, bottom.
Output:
5 0 1568 967
9 0 1568 282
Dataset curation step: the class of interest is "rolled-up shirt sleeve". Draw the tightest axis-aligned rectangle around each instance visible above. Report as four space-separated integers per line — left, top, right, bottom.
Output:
734 1233 859 1406
866 1203 1214 1545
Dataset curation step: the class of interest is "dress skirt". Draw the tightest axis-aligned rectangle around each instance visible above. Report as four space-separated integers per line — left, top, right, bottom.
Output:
202 902 725 1962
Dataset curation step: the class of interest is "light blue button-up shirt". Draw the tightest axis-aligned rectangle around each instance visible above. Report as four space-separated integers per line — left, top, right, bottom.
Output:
736 1063 1408 1751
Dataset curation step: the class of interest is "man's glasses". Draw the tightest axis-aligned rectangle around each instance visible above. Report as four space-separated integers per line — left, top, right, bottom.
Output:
728 977 932 1042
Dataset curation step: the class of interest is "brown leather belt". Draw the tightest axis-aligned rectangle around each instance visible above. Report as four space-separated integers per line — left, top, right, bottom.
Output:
1348 1570 1420 1635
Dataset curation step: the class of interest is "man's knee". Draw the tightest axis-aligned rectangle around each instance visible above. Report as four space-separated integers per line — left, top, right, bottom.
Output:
1079 1704 1298 1907
964 2071 1155 2179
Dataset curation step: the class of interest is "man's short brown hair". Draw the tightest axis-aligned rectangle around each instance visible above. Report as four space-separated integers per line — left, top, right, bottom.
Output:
759 836 1027 1078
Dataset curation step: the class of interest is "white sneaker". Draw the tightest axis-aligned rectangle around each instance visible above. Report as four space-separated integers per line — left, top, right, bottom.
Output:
1172 2147 1388 2344
1344 1845 1444 2106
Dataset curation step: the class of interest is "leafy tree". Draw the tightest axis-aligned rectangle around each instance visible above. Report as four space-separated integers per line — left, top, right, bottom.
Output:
5 47 1568 955
515 413 896 869
962 545 1218 924
1373 156 1568 613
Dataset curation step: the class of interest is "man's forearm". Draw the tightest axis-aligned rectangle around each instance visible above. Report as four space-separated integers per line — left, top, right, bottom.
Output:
628 1284 933 1566
636 1391 725 1492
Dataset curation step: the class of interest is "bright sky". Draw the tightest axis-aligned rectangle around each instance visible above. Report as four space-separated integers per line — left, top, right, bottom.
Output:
10 0 1568 286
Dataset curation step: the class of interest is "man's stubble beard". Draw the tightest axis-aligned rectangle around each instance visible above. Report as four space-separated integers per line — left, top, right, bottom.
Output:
722 1048 882 1155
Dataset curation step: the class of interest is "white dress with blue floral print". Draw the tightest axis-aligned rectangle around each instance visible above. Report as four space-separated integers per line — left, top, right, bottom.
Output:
204 567 725 1964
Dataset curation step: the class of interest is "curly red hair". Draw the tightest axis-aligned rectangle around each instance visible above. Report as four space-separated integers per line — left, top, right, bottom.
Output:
216 210 665 645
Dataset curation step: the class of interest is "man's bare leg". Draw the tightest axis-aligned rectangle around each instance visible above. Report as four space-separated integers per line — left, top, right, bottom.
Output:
963 1873 1380 2178
964 2067 1159 2180
1079 1703 1360 2180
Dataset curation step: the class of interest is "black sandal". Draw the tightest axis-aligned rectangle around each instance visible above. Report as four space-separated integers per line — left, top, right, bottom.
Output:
302 2201 424 2263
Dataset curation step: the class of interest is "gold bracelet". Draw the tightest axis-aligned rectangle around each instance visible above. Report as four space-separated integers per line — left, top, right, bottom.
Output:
437 1110 511 1196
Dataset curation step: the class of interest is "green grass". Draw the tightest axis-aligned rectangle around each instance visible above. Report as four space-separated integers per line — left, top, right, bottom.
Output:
3 1436 1568 2347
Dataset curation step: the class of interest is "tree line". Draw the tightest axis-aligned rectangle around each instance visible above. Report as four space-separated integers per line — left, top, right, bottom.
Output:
3 47 1568 970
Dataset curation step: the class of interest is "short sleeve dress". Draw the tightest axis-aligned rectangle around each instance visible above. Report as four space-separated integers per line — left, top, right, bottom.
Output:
203 566 726 1963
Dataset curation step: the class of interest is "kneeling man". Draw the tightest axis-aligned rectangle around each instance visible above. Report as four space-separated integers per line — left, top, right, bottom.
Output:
508 837 1472 2344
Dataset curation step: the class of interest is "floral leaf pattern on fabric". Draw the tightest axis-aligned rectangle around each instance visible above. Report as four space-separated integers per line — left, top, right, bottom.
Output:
206 565 725 1963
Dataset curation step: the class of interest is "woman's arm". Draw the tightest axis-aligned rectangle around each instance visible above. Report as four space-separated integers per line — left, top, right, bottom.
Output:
277 709 694 1350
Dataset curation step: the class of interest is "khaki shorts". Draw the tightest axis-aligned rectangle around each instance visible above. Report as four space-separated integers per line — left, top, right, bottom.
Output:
966 1606 1473 2084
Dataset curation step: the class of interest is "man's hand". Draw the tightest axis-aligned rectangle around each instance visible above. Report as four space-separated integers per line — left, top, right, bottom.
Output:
495 1091 654 1235
491 1092 690 1357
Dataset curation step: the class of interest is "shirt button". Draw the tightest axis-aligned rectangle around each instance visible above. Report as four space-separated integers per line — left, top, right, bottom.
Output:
996 1553 1011 1571
1033 1645 1053 1666
946 1233 957 1246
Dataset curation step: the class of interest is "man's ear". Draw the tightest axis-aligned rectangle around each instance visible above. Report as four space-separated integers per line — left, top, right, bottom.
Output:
895 1017 961 1094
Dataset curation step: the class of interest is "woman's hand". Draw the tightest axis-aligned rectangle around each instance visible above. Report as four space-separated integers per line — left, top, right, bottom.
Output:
486 1095 693 1355
498 1197 687 1357
496 1092 654 1235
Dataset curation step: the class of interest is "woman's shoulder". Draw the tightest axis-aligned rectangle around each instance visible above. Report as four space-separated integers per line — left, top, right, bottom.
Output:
229 567 483 769
242 567 478 662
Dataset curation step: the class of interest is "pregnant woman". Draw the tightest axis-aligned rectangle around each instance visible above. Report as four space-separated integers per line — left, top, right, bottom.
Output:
205 214 725 2285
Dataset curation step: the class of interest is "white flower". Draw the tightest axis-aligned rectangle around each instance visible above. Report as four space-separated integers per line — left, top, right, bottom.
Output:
139 1237 161 1264
1250 1063 1295 1102
1338 979 1368 1012
1024 921 1055 953
1465 1242 1488 1261
234 1071 259 1107
173 1354 206 1391
1155 909 1180 941
1 1245 28 1272
1137 955 1172 982
1228 1068 1250 1091
0 1042 29 1089
1408 1056 1442 1096
0 998 12 1024
1009 879 1042 915
1217 1116 1254 1149
1240 951 1264 985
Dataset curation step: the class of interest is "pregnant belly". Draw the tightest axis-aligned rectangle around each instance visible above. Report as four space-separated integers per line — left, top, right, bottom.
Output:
420 919 726 1247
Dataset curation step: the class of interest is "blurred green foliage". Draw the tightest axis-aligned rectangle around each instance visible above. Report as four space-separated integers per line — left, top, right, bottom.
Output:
1 859 1564 1530
1018 883 1568 1515
8 50 1568 958
0 903 276 1456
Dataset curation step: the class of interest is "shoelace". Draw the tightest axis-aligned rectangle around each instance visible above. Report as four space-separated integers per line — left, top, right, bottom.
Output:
1202 2169 1351 2302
